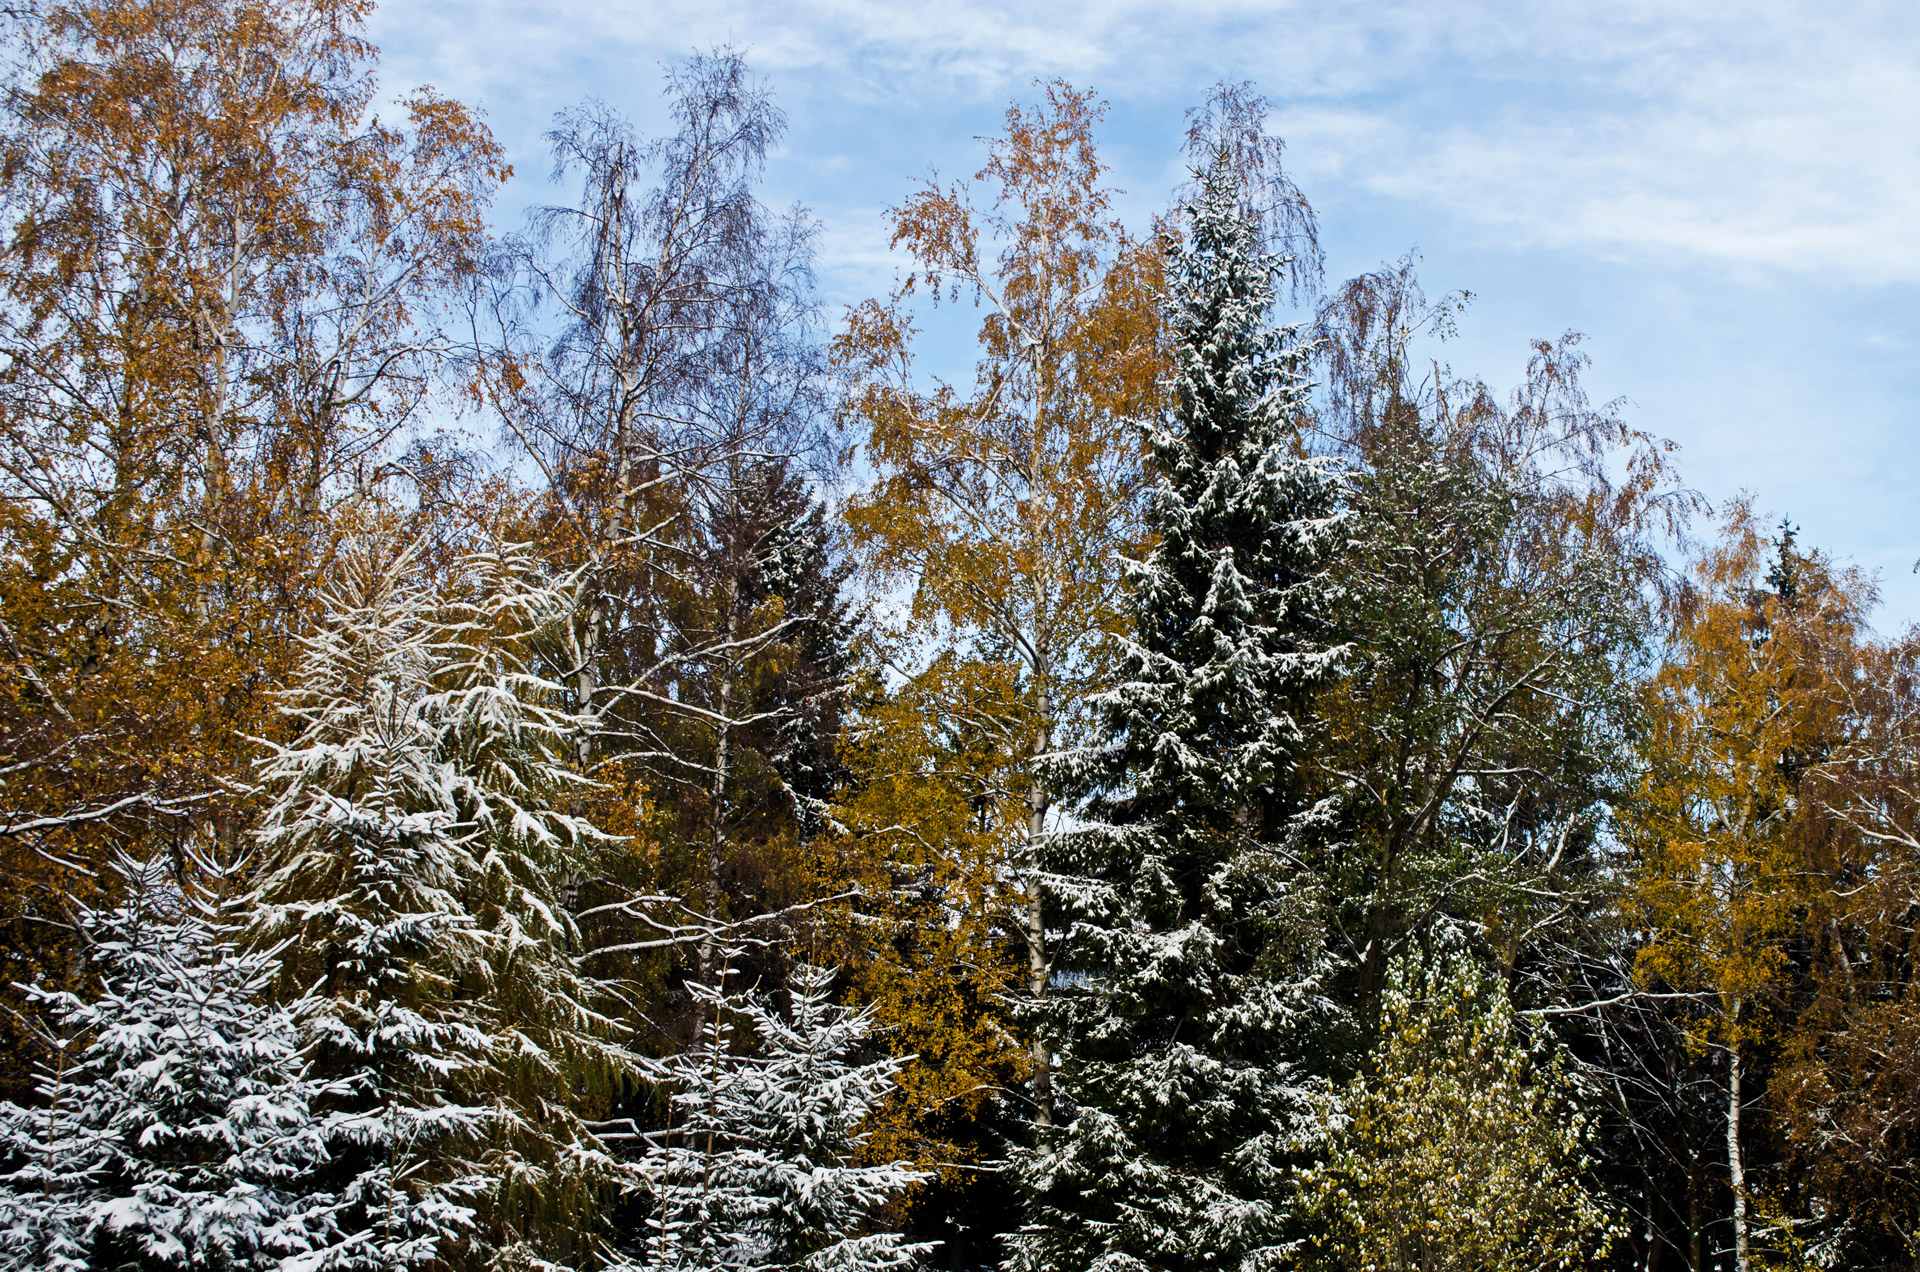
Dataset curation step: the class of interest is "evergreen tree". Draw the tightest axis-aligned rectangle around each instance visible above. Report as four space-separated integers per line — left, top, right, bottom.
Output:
629 963 928 1272
250 537 496 1271
0 853 332 1272
1011 153 1345 1272
434 545 633 1267
250 536 630 1271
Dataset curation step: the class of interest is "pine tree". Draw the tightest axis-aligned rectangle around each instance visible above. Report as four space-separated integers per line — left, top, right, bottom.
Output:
249 537 497 1272
434 544 633 1266
1010 152 1345 1272
0 852 332 1272
629 963 928 1272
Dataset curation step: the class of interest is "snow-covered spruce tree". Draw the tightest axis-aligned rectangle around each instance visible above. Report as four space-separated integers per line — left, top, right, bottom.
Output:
0 852 331 1272
627 963 927 1272
1010 152 1346 1272
1305 941 1618 1272
250 536 495 1272
249 536 630 1272
432 544 633 1267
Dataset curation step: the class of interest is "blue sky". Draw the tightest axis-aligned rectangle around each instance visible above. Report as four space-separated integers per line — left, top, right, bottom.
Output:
370 0 1920 627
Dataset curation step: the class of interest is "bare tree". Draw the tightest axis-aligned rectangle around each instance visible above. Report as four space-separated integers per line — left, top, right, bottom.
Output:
480 52 844 982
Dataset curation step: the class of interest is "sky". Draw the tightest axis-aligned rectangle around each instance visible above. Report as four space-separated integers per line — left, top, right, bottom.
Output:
369 0 1920 627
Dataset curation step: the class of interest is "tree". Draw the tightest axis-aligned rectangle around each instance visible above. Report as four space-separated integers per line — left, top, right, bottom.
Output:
626 963 929 1272
835 78 1160 1129
1307 259 1679 1023
1774 622 1920 1266
1294 257 1689 1272
487 55 847 989
1551 931 1737 1272
821 651 1032 1129
0 852 332 1272
248 533 630 1271
1625 509 1868 1272
248 535 498 1271
0 0 503 1089
430 542 637 1267
817 649 1035 1260
1006 150 1343 1272
1307 940 1617 1272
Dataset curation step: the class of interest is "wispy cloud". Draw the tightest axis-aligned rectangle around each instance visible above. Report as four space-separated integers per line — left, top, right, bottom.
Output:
371 0 1920 281
1282 2 1920 280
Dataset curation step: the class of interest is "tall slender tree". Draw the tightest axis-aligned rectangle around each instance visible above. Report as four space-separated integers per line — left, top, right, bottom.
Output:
1008 151 1343 1272
486 55 845 987
835 80 1159 1130
1625 510 1867 1272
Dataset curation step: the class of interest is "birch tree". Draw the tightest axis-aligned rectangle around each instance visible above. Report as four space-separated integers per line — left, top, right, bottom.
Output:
1308 941 1617 1272
0 0 504 1084
1625 509 1867 1272
1308 260 1681 1018
835 80 1159 1127
487 54 846 984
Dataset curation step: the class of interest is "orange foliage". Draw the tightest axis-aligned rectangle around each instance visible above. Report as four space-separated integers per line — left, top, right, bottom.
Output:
828 79 1163 1165
0 0 503 1088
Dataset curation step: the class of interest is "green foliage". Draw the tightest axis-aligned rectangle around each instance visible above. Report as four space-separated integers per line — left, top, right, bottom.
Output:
1307 943 1618 1272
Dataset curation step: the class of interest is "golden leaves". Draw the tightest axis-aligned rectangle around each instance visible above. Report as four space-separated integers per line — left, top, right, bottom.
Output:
0 0 505 1084
1626 502 1868 1047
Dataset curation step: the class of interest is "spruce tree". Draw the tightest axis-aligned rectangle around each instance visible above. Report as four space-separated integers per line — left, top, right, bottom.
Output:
630 964 928 1272
1011 152 1345 1272
249 538 497 1271
0 853 332 1272
433 545 633 1266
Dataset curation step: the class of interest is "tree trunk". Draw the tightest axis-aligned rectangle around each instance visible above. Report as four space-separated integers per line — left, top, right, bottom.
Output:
573 597 602 771
698 579 742 985
1689 1167 1704 1272
1025 675 1053 1126
575 357 645 766
1728 1007 1749 1272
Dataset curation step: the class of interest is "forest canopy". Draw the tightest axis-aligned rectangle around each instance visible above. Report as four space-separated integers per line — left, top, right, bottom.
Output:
0 5 1912 1272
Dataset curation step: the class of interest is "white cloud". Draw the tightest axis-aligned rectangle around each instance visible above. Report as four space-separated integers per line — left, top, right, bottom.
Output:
1296 3 1920 279
369 0 1920 281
